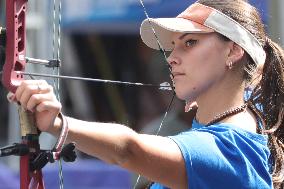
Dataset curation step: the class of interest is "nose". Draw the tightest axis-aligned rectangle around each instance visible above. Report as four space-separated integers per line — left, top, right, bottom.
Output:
167 51 180 69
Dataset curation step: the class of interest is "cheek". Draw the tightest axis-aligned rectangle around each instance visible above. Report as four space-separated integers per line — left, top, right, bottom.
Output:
193 43 227 81
173 76 199 101
174 46 227 100
200 47 226 70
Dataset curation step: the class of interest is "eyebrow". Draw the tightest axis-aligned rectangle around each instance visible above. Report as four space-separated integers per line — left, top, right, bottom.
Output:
171 33 190 45
179 33 190 40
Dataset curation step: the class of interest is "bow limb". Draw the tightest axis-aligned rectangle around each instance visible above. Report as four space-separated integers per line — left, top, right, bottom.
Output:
2 0 44 188
2 0 27 93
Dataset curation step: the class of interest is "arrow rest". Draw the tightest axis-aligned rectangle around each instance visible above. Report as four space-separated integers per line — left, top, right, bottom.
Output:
43 59 61 68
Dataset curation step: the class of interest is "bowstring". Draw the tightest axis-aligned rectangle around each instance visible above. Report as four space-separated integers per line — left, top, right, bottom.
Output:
134 1 176 188
53 0 64 188
53 0 61 99
49 1 174 188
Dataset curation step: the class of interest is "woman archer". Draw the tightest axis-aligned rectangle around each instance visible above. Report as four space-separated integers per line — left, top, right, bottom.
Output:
9 0 284 188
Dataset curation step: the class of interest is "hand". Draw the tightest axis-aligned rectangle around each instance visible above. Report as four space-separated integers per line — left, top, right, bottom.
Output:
185 101 198 112
8 80 62 133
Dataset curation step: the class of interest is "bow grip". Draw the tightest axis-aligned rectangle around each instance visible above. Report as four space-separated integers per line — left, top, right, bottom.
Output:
2 0 28 93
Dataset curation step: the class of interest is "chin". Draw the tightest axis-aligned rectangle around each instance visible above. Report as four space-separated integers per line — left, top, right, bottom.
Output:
175 90 196 102
175 86 199 102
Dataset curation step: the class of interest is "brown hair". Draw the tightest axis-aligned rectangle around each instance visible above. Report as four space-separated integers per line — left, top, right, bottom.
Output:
196 0 284 188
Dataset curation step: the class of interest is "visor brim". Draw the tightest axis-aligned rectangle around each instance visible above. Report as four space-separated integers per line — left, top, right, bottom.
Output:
140 18 214 51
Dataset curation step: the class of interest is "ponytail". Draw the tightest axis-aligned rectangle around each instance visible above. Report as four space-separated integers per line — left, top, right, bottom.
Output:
250 37 284 188
195 0 284 187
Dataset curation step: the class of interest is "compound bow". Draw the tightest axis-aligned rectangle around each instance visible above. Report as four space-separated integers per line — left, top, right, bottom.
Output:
1 0 76 189
0 0 174 188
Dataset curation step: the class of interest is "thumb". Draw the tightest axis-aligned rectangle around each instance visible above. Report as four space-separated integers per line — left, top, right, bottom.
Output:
7 92 17 103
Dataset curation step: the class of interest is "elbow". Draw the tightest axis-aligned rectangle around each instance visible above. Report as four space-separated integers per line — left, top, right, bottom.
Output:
109 131 140 167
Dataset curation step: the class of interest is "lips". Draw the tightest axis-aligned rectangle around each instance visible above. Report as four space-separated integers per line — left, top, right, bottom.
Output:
171 72 185 77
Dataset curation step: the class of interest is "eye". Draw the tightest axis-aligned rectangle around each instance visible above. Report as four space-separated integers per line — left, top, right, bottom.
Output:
185 39 197 47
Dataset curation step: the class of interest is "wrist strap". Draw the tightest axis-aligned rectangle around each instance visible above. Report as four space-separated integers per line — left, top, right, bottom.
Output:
52 112 69 160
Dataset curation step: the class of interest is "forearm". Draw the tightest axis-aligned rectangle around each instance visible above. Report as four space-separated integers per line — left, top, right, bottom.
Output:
52 115 186 188
13 79 187 188
53 116 137 165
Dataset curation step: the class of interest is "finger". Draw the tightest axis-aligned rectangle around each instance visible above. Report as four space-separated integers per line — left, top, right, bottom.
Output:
26 93 57 112
15 81 26 102
15 80 50 102
16 80 43 98
18 84 40 109
36 100 62 113
17 82 52 108
185 101 198 112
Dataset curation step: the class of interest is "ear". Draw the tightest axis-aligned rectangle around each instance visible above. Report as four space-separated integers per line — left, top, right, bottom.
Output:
226 42 245 66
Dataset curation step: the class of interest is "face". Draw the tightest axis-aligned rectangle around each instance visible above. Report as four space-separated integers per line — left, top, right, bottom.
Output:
168 32 231 101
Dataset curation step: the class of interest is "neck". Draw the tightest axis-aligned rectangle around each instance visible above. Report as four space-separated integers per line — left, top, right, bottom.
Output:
195 76 246 125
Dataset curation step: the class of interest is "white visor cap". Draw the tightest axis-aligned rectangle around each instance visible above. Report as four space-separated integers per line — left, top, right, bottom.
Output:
140 3 266 66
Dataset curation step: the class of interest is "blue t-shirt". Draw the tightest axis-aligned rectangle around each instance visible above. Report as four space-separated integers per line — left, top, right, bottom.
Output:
150 120 273 189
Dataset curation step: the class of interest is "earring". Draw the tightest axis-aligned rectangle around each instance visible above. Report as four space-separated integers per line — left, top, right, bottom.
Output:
227 61 233 70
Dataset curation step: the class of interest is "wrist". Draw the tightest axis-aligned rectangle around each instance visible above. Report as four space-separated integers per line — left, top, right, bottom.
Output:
50 113 65 136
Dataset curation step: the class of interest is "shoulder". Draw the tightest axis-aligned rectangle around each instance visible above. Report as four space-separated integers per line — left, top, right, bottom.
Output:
168 125 272 189
170 124 269 157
